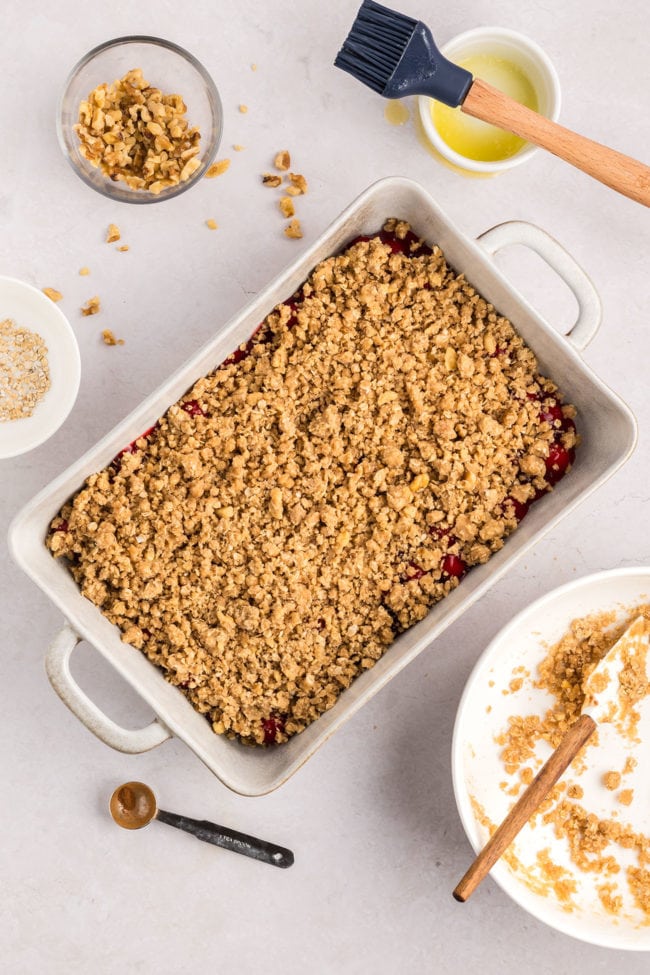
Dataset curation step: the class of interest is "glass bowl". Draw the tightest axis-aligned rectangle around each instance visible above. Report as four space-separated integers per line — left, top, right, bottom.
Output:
57 36 222 204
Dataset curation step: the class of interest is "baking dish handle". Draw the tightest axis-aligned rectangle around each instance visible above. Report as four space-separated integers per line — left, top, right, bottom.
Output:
46 624 172 753
477 220 601 352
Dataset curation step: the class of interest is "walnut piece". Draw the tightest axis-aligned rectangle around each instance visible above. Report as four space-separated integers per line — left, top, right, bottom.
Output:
42 287 63 303
279 196 295 218
81 296 101 316
101 329 124 346
284 218 303 239
106 223 121 243
205 159 230 178
274 150 291 171
262 173 282 188
75 69 202 194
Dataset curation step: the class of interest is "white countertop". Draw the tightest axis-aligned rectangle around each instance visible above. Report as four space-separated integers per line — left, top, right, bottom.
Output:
2 1 650 972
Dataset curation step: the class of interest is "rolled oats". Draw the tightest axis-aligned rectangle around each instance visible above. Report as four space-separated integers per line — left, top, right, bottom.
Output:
0 319 50 421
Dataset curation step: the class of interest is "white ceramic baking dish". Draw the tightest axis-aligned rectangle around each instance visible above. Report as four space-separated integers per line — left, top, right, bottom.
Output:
9 177 637 796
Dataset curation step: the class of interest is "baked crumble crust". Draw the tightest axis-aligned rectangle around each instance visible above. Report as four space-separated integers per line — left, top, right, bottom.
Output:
48 220 578 745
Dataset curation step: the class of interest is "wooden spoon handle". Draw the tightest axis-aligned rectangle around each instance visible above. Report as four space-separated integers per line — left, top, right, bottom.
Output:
453 712 596 903
462 78 650 208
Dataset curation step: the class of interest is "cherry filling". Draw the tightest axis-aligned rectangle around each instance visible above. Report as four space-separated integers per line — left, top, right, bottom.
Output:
181 400 206 417
262 714 286 745
441 554 467 579
111 423 159 471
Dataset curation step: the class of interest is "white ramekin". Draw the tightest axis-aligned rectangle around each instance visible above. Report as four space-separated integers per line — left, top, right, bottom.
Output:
417 27 561 175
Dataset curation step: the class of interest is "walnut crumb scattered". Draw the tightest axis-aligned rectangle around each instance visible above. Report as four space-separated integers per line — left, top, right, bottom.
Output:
284 218 303 239
279 196 295 218
205 159 230 178
106 223 121 243
239 104 248 113
286 172 307 195
117 245 130 252
233 144 245 151
206 219 218 230
81 296 101 317
262 173 282 187
79 267 90 276
42 287 63 303
274 150 290 171
101 329 124 346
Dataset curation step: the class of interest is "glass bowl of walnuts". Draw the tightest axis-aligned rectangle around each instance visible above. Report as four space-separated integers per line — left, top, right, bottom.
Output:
57 36 222 203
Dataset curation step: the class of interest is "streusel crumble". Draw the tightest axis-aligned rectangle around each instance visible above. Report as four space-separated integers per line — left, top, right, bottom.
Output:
48 220 578 745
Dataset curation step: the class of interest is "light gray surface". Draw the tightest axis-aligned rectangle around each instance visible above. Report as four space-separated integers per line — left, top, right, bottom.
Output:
2 1 649 972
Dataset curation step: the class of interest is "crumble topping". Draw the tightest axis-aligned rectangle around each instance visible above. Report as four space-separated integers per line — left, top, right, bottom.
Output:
48 220 578 745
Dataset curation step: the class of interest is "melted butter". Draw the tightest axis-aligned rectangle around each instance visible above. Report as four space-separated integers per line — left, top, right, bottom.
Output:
384 99 410 126
432 53 538 162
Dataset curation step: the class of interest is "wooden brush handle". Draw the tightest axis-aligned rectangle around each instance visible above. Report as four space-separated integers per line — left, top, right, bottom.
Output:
462 79 650 208
453 712 596 903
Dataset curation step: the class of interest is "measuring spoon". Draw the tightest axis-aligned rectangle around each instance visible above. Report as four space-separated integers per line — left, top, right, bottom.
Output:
109 781 294 869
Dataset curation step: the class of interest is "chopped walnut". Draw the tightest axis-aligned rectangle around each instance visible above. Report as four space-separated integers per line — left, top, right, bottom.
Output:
106 223 121 243
279 196 295 218
75 69 202 194
287 172 307 195
206 219 218 230
101 329 124 346
48 221 577 746
205 159 230 178
117 245 130 252
262 173 282 188
239 104 248 113
42 287 63 303
284 218 303 239
274 150 290 171
233 144 245 151
79 267 90 276
81 296 101 316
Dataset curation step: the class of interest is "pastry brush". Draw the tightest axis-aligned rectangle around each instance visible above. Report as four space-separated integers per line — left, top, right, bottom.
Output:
334 0 650 207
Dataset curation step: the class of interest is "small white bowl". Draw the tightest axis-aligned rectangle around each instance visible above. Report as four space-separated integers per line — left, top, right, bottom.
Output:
0 278 80 459
418 27 561 175
452 567 650 950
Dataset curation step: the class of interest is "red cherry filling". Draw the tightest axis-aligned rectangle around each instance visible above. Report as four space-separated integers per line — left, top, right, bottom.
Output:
51 519 69 533
545 441 571 484
403 561 427 582
539 400 563 426
503 496 530 522
112 423 159 470
442 554 467 579
181 400 206 417
262 714 286 744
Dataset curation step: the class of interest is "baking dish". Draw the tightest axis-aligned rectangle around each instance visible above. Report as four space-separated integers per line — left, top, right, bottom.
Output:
9 177 636 796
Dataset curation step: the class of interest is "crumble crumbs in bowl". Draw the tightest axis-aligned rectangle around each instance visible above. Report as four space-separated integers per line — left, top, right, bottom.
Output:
58 37 222 203
47 220 578 746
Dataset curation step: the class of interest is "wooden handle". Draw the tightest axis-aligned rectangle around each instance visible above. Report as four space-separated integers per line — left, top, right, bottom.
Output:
462 79 650 208
453 712 596 903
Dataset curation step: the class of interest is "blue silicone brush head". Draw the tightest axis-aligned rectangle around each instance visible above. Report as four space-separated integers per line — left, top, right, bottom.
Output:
335 0 473 107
